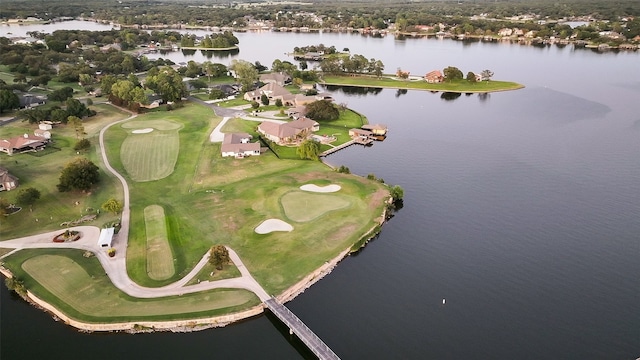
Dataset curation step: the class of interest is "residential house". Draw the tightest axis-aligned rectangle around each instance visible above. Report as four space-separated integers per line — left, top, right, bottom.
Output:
220 133 261 158
0 134 48 155
257 117 319 144
17 93 47 109
0 166 19 191
34 129 51 139
244 83 296 105
141 94 163 109
259 72 292 86
425 70 444 83
498 28 513 37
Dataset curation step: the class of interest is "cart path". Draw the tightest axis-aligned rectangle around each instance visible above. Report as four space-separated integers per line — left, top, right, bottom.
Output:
0 105 270 301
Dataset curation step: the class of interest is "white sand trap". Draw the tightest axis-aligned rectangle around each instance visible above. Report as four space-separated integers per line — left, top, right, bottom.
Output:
255 219 293 234
300 184 341 193
132 128 154 134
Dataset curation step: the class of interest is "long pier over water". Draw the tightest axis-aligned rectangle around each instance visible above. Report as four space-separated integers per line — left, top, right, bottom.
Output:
264 298 340 360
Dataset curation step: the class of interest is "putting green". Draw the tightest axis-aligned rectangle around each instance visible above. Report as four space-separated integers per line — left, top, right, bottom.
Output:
22 255 257 318
280 191 351 222
121 119 182 131
121 128 179 182
144 205 175 280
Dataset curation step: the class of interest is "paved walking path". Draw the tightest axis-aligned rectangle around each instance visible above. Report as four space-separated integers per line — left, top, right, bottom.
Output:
0 104 271 302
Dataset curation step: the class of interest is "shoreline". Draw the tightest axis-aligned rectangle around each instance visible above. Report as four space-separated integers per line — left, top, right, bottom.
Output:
0 196 389 333
321 79 525 94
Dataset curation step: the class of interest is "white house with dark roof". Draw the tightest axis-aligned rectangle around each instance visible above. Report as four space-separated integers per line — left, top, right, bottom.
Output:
221 133 261 158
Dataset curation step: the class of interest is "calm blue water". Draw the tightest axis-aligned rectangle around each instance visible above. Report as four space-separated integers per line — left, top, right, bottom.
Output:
2 22 640 359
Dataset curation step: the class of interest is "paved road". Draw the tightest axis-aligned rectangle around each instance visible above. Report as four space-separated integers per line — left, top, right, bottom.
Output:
0 103 271 301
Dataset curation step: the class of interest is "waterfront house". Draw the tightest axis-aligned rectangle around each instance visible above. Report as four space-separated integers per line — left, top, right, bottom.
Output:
258 117 319 144
259 72 292 86
361 124 388 136
425 70 444 83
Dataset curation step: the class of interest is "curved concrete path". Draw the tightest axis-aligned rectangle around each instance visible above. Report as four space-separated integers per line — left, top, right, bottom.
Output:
0 104 270 302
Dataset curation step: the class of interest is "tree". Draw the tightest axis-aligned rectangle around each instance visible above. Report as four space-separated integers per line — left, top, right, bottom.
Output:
48 86 74 102
260 93 269 106
466 71 478 83
208 89 226 100
16 187 40 207
390 185 404 202
57 158 100 192
67 116 85 139
443 66 464 82
0 89 19 114
145 66 186 102
251 101 260 109
296 139 321 160
74 138 91 151
101 198 123 215
305 100 339 121
481 69 494 81
50 108 69 123
209 245 230 270
229 60 258 92
275 98 283 107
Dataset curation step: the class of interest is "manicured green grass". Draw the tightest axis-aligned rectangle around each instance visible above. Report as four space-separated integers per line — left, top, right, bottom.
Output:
280 191 351 222
144 205 175 280
322 75 524 93
217 97 251 108
3 100 389 319
120 121 181 182
220 117 258 134
0 248 14 256
186 262 241 286
4 249 259 323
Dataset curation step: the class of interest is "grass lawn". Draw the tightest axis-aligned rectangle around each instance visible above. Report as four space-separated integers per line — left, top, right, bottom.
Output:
0 104 127 240
281 191 351 222
220 117 259 134
2 100 389 320
186 262 241 286
322 74 524 93
119 120 182 182
217 97 251 108
144 205 175 280
3 249 260 323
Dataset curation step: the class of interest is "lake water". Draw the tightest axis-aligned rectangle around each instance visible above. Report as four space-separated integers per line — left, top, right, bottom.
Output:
2 22 640 359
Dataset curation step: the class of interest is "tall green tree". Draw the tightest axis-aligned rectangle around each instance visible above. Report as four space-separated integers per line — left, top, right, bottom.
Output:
0 89 19 114
57 158 100 192
296 139 321 160
466 71 477 83
443 66 463 81
16 187 41 208
145 66 186 102
229 60 258 92
67 116 85 139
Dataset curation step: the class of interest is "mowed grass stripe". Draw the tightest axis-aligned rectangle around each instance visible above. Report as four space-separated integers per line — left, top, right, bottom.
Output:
121 131 179 182
144 205 175 280
22 255 257 318
280 191 352 222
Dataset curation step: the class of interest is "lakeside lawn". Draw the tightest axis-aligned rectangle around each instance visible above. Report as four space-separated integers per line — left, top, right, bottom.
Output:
2 100 389 323
0 104 128 239
102 102 387 294
3 249 260 323
322 74 524 93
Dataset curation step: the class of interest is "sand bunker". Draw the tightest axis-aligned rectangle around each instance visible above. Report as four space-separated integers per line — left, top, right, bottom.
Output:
300 184 341 193
255 219 293 234
132 128 154 134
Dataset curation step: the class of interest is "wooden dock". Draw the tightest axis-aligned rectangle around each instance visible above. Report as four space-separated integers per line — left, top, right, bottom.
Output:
264 298 340 360
320 139 355 157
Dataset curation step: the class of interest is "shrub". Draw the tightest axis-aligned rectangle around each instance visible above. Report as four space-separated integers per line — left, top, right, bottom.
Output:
74 138 91 151
108 248 116 257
